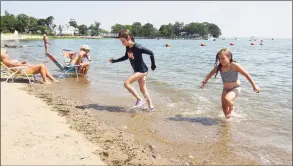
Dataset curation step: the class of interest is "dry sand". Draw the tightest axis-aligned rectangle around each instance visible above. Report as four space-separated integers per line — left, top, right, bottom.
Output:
1 82 105 165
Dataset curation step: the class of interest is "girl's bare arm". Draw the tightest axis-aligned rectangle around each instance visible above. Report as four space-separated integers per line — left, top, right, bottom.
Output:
234 63 260 91
202 67 217 83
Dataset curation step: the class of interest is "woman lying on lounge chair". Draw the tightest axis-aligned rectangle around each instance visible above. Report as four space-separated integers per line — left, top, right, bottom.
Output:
68 45 91 77
1 49 60 84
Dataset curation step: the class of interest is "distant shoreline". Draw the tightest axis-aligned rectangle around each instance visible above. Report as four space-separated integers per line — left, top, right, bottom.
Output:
1 33 289 41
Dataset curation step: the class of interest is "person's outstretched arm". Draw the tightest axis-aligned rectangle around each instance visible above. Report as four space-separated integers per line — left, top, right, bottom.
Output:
234 63 260 93
201 67 217 88
110 50 129 63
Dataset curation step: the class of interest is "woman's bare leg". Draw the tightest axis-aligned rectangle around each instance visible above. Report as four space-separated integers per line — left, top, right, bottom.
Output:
43 64 59 82
25 64 51 84
80 62 90 77
83 63 90 76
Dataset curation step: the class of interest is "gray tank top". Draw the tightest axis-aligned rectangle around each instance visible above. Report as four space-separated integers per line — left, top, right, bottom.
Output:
220 64 238 83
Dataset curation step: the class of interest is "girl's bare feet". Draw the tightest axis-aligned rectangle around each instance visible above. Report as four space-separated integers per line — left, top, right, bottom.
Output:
225 110 233 119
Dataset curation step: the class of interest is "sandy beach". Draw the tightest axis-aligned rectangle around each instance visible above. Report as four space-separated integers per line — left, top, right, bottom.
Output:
1 82 172 165
1 82 105 165
1 33 43 41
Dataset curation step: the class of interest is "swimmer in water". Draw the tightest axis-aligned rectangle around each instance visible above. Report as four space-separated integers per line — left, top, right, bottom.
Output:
200 48 260 118
109 29 156 111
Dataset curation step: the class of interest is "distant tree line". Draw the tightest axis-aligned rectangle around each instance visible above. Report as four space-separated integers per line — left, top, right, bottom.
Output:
0 11 107 36
1 11 222 38
111 21 222 38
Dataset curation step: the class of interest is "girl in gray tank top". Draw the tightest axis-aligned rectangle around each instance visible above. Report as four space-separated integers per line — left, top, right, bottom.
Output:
200 48 260 119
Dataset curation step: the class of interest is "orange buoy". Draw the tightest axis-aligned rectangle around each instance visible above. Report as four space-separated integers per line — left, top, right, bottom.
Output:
250 43 254 45
201 43 206 46
230 43 234 46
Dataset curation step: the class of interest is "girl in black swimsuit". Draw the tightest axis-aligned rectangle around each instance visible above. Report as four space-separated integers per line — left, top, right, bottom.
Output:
109 29 156 111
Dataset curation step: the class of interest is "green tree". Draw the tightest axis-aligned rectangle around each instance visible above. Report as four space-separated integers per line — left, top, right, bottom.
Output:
37 19 47 27
159 25 169 37
132 22 142 36
27 16 38 33
204 22 222 38
88 22 101 36
89 24 97 36
15 14 30 32
78 24 88 35
68 19 78 28
94 21 101 35
141 23 155 37
167 23 175 37
122 25 132 33
111 23 124 33
1 11 17 32
100 28 109 34
173 21 184 36
45 16 54 28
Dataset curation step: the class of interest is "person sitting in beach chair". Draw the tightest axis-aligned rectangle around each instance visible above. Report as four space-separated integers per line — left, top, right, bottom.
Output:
1 49 59 84
67 45 91 77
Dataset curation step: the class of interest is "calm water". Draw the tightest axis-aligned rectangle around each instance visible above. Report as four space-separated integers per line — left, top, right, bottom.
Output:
4 38 292 164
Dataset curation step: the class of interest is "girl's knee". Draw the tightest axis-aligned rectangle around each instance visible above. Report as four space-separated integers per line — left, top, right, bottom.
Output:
124 81 130 88
224 96 230 102
224 97 233 106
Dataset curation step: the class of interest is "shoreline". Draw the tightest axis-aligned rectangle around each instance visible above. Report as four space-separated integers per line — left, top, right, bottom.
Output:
1 33 114 41
1 34 43 41
2 33 288 42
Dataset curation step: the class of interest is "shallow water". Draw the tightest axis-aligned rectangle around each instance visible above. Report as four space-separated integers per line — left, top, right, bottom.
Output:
4 38 292 164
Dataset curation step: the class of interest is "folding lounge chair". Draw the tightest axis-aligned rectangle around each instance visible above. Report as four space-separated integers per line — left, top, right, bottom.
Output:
58 49 80 79
1 62 36 84
45 50 80 80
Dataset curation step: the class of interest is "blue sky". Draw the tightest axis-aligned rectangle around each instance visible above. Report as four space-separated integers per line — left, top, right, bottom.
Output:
1 1 292 38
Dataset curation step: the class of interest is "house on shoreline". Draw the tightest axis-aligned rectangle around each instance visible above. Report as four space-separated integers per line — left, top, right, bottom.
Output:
53 24 79 36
